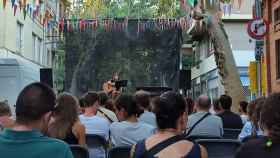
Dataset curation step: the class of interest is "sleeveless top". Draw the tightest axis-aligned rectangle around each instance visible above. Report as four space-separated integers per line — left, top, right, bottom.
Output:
63 130 79 145
134 139 201 158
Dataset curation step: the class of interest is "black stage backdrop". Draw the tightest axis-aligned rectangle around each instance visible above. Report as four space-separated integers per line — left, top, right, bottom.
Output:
65 20 183 96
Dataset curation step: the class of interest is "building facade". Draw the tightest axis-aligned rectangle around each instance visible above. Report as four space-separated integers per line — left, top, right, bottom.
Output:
0 0 59 106
186 0 255 101
263 0 280 94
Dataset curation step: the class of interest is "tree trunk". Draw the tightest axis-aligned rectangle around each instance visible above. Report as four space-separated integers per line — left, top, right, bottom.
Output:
207 15 246 112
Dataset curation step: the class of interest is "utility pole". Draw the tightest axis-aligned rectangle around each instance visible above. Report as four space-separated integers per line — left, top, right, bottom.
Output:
255 0 263 97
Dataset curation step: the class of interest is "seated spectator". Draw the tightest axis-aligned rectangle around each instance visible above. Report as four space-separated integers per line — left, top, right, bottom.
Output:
212 98 222 114
187 95 223 138
0 82 73 158
135 90 157 127
185 97 195 115
217 95 243 129
79 92 110 140
239 101 249 124
0 101 14 131
97 91 118 123
110 94 155 146
238 98 265 141
48 93 86 146
132 91 207 158
104 99 116 113
235 93 280 158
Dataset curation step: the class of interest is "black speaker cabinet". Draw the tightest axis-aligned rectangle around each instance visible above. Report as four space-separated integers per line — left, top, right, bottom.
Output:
40 68 53 88
179 70 191 90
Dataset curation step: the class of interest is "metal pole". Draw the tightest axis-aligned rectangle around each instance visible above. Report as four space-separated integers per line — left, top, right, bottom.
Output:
255 0 262 97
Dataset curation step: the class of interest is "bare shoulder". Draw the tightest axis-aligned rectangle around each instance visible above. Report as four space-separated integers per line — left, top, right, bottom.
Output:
199 145 208 158
73 121 85 132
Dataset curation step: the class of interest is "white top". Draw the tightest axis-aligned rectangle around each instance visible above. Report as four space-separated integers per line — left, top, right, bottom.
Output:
139 111 157 128
240 114 249 125
79 115 110 140
97 107 118 122
110 121 155 147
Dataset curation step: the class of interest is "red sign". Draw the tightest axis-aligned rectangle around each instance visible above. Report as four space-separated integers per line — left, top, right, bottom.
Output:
247 18 268 40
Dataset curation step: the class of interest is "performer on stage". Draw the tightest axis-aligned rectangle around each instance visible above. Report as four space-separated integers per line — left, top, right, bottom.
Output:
103 72 121 98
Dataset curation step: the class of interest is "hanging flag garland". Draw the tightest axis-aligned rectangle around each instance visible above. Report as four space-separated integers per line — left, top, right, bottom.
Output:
3 0 7 9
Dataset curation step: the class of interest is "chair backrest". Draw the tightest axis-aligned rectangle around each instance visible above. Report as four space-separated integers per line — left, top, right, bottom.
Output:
108 146 131 158
86 134 108 148
70 145 89 158
187 135 222 141
195 139 241 158
223 128 241 139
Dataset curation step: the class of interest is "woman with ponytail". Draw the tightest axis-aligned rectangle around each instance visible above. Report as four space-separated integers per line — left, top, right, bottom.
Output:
236 93 280 158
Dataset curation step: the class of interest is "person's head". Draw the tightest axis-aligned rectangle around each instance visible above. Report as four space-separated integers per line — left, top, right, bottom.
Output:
219 95 232 111
98 91 109 106
196 95 211 111
185 98 194 115
0 101 11 117
0 101 13 129
153 91 187 132
83 91 100 112
15 82 56 132
114 94 141 121
48 93 79 139
112 72 119 81
248 97 265 121
213 98 222 114
134 90 151 111
239 101 248 114
260 93 280 141
105 99 116 113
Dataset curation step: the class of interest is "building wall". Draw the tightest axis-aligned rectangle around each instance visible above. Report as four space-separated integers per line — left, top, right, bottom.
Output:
0 0 58 67
263 0 280 93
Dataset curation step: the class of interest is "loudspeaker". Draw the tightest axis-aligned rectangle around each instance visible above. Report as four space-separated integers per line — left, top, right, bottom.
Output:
179 70 191 90
40 68 53 88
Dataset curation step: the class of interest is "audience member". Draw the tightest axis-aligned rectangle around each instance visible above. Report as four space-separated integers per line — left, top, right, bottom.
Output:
0 101 14 131
0 82 73 158
212 98 222 114
97 91 118 123
132 91 207 158
239 101 249 124
105 99 116 113
187 95 223 138
217 95 243 129
79 97 86 114
186 97 195 115
48 93 86 146
110 94 155 146
238 97 265 141
79 92 110 140
135 90 157 127
236 93 280 158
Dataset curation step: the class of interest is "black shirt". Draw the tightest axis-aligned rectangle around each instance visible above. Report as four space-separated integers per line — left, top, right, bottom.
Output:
235 137 280 158
217 111 243 129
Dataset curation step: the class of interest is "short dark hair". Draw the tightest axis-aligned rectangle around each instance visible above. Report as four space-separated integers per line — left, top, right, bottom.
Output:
213 98 221 111
154 91 186 129
219 95 232 110
83 91 99 107
134 90 151 110
98 91 109 105
239 101 248 113
197 95 211 109
15 82 56 124
261 93 280 141
0 101 11 116
115 94 141 117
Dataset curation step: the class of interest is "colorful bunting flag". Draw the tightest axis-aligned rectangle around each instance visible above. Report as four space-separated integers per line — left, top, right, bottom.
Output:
3 0 7 9
13 4 17 16
11 0 16 8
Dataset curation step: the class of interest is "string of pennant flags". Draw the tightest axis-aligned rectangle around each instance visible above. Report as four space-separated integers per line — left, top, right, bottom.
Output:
2 0 55 29
58 17 192 33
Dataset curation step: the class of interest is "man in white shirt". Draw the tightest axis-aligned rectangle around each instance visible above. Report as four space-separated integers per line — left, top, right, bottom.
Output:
96 91 118 123
187 95 223 138
79 92 110 140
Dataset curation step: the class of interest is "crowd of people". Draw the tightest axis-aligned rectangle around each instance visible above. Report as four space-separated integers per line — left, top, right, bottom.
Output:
0 82 280 158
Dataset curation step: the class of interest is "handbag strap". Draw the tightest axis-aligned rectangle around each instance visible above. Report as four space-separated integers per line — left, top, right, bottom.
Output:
140 134 187 158
186 112 211 136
